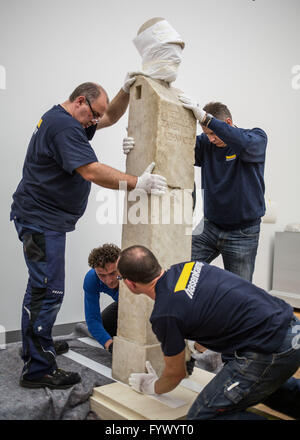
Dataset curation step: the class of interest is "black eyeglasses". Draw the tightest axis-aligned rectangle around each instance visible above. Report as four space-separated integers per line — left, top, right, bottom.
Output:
116 275 123 281
85 96 99 121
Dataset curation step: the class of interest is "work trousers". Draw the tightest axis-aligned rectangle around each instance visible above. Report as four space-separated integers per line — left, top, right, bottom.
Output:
192 218 260 282
14 219 66 380
187 316 300 420
101 301 118 338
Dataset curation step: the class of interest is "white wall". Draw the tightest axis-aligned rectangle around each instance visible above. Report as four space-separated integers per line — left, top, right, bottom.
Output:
0 0 299 332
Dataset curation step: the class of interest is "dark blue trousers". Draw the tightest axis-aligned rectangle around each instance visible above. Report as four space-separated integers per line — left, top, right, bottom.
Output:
14 219 66 380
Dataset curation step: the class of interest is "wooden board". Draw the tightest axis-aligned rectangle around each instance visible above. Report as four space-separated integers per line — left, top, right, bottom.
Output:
251 404 294 420
294 308 300 319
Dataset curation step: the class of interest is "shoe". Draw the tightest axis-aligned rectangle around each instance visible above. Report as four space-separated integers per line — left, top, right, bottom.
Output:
20 368 81 389
53 340 69 355
19 340 69 357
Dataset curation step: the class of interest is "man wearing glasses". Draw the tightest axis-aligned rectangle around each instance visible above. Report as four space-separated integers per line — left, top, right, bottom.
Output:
83 243 195 379
10 77 167 390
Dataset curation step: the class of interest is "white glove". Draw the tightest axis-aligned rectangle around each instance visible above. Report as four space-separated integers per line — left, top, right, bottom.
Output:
122 70 150 93
187 340 205 360
122 72 137 93
136 162 167 196
123 136 135 154
178 94 206 123
129 361 158 395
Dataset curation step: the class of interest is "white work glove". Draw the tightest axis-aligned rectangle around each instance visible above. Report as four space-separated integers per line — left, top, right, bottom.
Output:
178 94 206 124
129 361 158 395
122 72 137 93
187 340 205 360
136 162 167 196
122 71 147 93
123 136 135 154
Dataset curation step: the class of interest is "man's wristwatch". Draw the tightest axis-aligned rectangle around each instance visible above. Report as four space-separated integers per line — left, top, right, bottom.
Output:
201 113 213 127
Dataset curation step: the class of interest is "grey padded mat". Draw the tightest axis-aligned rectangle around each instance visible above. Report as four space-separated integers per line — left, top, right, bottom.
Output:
0 324 114 420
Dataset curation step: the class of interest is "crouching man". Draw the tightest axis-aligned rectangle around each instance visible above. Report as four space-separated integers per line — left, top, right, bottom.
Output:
83 243 121 354
117 245 300 420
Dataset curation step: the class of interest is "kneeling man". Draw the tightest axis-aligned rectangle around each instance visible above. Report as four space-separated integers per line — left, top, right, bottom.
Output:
83 243 120 354
117 245 300 420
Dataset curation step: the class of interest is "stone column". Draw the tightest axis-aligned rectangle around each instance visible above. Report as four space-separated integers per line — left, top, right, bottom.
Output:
111 75 196 383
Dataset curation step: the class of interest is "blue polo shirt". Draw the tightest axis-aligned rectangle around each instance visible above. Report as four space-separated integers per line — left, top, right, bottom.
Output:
83 269 119 347
195 118 267 229
151 262 293 356
10 105 98 232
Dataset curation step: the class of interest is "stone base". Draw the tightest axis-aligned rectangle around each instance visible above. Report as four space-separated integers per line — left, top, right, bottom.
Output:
90 368 215 420
90 367 294 420
112 336 165 384
90 381 197 420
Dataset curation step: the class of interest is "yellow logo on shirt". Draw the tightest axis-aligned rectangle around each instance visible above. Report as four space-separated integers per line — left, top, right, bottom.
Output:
33 118 43 135
226 154 236 161
174 261 204 299
174 262 195 292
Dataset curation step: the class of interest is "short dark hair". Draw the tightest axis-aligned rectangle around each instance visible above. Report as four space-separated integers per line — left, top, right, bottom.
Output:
117 245 162 284
88 243 121 268
203 102 232 121
69 82 108 104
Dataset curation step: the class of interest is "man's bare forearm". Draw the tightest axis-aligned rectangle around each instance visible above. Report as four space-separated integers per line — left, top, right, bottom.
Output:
97 89 130 129
76 162 137 190
154 372 185 394
154 350 186 394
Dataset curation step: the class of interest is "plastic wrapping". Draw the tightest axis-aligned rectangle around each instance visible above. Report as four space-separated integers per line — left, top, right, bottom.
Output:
133 20 185 83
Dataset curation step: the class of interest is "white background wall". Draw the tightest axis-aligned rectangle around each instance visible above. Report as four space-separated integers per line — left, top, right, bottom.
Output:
0 0 299 332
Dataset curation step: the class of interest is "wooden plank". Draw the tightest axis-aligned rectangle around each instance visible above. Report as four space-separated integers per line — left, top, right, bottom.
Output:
294 308 300 319
251 404 294 420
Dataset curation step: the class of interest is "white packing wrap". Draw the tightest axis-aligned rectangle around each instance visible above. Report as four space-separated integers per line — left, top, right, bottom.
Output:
133 20 185 83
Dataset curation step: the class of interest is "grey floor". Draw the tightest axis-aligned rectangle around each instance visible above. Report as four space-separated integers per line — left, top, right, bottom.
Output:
0 323 224 420
0 325 114 420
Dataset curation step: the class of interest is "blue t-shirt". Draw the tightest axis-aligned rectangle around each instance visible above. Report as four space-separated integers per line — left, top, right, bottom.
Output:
150 262 293 356
195 118 267 229
83 269 119 347
10 105 98 232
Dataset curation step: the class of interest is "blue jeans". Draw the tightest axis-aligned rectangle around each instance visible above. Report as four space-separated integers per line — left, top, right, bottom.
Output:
192 219 260 282
187 316 300 420
14 219 66 380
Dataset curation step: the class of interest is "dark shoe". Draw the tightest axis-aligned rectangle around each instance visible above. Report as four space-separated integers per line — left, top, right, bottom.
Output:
19 340 69 357
53 340 69 355
20 368 81 389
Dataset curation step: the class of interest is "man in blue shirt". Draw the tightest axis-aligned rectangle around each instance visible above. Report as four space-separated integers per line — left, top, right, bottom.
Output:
179 96 267 282
117 245 300 420
11 78 167 390
83 242 195 377
83 244 120 354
